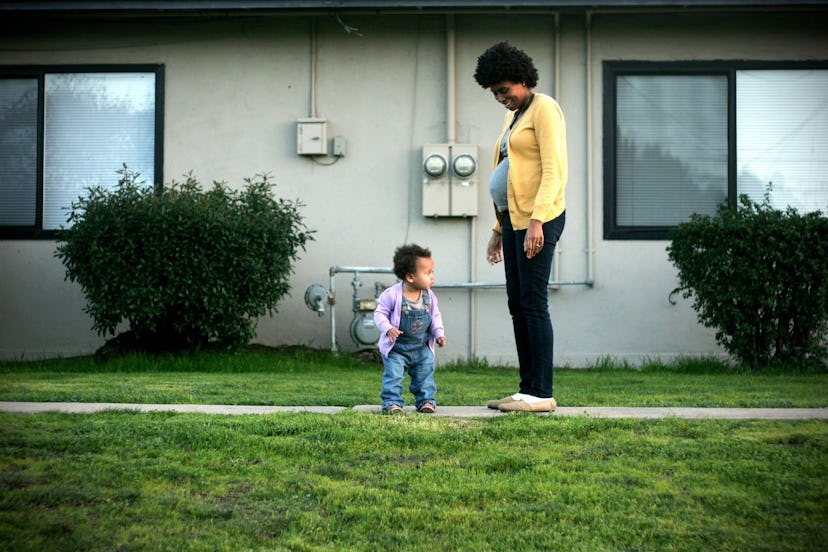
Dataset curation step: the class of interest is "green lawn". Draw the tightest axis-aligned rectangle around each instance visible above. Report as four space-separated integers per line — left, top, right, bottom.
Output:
0 347 826 407
0 349 826 550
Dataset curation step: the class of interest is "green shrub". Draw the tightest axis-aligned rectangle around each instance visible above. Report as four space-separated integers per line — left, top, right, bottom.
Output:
55 166 314 354
667 193 828 371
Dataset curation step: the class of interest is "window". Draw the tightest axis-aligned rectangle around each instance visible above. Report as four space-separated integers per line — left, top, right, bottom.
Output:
604 61 828 240
0 65 163 238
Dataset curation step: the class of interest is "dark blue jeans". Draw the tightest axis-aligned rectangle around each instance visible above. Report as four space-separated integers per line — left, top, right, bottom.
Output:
501 211 565 398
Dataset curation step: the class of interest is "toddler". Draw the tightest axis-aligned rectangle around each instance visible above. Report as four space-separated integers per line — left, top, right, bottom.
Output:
374 244 446 414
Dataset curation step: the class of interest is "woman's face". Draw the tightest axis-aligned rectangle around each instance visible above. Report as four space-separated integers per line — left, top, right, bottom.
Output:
489 81 531 111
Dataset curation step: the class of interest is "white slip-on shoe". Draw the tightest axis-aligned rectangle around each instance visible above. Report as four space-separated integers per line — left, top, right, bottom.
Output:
486 395 518 409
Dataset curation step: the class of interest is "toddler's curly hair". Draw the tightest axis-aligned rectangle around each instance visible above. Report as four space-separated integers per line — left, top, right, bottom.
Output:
392 244 431 281
473 41 539 89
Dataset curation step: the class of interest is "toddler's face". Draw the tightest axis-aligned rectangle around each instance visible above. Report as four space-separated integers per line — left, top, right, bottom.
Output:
407 256 435 291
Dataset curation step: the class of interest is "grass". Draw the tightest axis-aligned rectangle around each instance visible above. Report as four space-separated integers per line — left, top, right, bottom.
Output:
0 348 826 550
0 347 826 407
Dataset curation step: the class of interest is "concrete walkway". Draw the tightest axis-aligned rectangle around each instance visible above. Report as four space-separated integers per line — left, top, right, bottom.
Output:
1 401 826 420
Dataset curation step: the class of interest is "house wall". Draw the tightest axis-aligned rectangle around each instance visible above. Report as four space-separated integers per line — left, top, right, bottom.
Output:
1 9 825 364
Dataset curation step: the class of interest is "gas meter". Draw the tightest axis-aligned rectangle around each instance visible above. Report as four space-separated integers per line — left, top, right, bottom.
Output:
350 297 380 347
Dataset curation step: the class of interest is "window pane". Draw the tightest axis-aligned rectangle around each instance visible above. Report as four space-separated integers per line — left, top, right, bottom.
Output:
737 70 828 213
0 79 38 226
43 73 155 230
616 75 728 226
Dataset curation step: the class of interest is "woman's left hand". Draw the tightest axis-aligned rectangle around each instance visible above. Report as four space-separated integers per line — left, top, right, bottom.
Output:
487 231 503 264
524 219 544 259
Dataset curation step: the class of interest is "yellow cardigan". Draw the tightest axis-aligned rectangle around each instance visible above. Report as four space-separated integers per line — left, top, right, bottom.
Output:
491 93 567 233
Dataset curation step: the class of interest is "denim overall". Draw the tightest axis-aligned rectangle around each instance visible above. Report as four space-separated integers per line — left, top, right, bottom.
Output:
380 291 437 410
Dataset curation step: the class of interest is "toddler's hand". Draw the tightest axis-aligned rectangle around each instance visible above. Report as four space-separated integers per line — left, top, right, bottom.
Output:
436 336 447 347
387 328 402 343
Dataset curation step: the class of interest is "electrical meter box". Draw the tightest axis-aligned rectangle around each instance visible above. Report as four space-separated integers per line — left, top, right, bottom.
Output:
422 144 478 217
449 144 479 216
297 118 328 155
422 144 450 216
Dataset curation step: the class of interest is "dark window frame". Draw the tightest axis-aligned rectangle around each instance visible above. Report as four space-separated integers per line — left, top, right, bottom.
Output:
603 59 828 240
0 64 164 240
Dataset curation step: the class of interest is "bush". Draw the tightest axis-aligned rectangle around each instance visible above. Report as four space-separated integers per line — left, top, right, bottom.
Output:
55 166 314 355
667 193 828 371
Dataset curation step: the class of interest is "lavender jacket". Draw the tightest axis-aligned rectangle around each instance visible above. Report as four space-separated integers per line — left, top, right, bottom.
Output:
373 283 446 359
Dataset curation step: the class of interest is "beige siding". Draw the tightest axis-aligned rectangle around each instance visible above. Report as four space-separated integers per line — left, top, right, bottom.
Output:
1 9 825 363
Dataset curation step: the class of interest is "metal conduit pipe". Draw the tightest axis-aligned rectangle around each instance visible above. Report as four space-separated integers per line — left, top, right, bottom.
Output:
434 280 591 289
324 265 591 353
328 265 394 352
445 14 478 359
585 11 596 286
553 12 563 284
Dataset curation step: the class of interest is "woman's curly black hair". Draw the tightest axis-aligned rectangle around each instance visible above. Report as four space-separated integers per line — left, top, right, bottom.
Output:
473 41 539 89
392 244 431 281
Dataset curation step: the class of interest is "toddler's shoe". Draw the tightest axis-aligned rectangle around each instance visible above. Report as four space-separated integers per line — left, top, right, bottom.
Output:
382 404 404 415
417 402 436 414
498 397 557 413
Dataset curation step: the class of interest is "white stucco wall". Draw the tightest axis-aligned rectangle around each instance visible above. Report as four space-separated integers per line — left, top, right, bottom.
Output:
1 9 825 364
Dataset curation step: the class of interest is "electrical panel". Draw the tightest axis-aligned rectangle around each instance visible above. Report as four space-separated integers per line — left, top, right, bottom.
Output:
297 118 328 155
422 144 478 217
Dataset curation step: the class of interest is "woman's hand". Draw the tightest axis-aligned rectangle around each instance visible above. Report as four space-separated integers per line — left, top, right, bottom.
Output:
487 231 503 264
524 219 544 259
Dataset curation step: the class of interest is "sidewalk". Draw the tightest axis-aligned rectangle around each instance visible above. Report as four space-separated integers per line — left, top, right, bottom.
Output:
1 401 826 420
